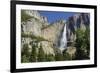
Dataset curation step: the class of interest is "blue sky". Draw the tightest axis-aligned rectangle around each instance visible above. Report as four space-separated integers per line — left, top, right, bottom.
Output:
39 11 76 23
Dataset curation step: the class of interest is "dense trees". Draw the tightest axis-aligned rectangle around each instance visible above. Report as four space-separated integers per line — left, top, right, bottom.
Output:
21 44 30 63
75 27 90 60
46 55 55 61
21 43 56 63
21 43 72 63
38 45 46 62
55 53 63 61
29 44 37 62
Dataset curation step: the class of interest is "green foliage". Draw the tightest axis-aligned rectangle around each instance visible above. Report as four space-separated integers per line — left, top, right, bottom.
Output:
75 27 90 60
21 44 30 63
46 54 55 61
38 45 46 62
21 55 30 63
55 53 63 61
22 44 30 57
63 52 72 60
21 10 33 22
29 44 37 62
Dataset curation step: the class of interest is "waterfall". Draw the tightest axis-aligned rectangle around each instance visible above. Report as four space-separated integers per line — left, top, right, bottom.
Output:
59 24 67 52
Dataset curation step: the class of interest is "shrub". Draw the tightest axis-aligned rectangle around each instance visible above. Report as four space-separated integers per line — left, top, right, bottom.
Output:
46 54 55 61
55 53 63 61
21 55 30 63
63 52 72 60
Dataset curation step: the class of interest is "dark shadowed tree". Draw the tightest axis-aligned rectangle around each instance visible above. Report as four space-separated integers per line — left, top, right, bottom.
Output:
55 53 63 61
29 44 37 62
38 45 46 62
21 44 30 63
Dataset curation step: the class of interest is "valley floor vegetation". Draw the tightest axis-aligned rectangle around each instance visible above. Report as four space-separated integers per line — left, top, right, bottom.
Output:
21 27 90 63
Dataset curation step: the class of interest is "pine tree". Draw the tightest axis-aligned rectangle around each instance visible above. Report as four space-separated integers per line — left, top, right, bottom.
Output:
38 45 46 62
21 44 30 63
30 44 37 62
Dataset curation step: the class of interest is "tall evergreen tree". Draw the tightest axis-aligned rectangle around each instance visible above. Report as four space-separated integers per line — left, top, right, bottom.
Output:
21 44 30 63
30 44 37 62
38 45 46 62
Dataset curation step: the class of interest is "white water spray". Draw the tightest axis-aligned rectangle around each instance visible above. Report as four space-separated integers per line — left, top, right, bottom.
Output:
59 24 67 52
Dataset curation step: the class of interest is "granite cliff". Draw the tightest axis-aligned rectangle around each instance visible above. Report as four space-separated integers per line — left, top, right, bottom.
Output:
21 10 90 62
66 13 90 43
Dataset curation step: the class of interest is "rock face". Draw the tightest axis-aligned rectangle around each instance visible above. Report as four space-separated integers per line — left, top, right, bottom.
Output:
66 13 90 43
21 10 90 62
39 41 55 56
21 10 48 37
42 20 66 47
25 10 48 23
21 10 67 55
21 10 58 56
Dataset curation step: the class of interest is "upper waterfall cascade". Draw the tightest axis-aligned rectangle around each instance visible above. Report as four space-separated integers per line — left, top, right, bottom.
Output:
59 24 67 52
